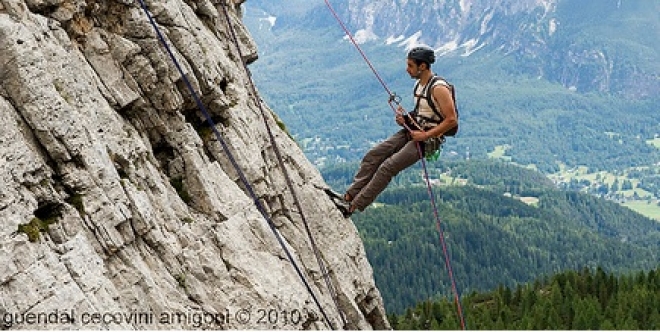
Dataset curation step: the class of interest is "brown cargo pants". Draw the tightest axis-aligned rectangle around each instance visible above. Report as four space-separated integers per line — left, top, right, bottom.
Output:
346 129 422 211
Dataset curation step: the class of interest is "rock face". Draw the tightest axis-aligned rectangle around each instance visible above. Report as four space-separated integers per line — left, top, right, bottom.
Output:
0 0 389 329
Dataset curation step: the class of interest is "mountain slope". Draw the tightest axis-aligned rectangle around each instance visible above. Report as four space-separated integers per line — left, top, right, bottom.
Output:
244 0 660 173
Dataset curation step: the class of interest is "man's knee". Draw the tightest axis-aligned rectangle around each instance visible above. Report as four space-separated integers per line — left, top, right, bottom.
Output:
378 159 400 178
364 145 388 162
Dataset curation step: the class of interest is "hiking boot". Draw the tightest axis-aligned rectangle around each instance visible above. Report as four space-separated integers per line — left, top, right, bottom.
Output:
334 199 351 217
340 202 356 218
344 205 356 218
323 188 355 218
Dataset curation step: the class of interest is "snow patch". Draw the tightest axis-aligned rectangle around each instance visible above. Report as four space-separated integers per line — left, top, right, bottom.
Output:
259 15 277 29
396 30 423 50
549 18 558 36
436 40 459 56
459 0 472 14
461 38 485 56
481 10 494 35
352 28 379 44
386 35 406 45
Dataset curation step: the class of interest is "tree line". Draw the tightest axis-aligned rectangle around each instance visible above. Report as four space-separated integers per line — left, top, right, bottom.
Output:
389 266 660 330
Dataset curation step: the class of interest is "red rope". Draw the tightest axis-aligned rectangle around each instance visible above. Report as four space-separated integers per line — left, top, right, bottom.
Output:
323 0 468 329
419 155 467 330
323 0 401 114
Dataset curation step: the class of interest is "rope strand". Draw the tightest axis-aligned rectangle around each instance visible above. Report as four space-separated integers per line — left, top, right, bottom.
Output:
323 0 402 115
419 156 467 329
220 2 347 328
136 0 333 328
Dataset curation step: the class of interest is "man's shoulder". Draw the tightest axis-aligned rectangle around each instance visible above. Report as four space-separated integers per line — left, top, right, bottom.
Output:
431 76 450 87
430 78 452 94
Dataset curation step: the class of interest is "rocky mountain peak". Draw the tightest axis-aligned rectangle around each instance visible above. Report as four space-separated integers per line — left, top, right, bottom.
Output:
335 0 658 97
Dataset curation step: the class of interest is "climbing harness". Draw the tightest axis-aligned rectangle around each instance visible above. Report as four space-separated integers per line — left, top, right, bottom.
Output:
137 0 338 329
423 137 443 162
219 2 347 328
323 0 468 329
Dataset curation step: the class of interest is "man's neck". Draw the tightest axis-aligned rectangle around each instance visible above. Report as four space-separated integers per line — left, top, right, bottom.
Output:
418 70 433 85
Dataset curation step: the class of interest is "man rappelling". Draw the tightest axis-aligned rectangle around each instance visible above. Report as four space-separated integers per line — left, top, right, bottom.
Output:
335 45 459 218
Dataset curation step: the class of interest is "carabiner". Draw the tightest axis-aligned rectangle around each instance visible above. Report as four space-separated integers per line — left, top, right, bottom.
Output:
388 93 402 105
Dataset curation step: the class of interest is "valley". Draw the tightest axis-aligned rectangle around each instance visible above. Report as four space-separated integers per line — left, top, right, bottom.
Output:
242 0 660 318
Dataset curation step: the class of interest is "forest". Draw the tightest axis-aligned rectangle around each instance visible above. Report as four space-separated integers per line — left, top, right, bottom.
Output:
320 160 660 314
389 266 660 330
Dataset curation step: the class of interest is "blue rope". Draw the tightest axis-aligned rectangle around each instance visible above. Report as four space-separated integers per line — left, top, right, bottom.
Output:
135 0 333 328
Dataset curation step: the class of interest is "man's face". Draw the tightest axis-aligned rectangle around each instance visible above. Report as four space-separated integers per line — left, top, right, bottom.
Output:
406 59 423 79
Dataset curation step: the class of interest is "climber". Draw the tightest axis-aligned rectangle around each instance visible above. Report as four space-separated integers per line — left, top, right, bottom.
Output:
335 45 458 218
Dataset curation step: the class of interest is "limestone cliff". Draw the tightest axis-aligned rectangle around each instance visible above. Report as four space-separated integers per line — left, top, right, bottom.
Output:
0 0 389 329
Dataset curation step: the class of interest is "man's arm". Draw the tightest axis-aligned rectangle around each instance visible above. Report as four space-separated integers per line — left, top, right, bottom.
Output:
425 84 457 138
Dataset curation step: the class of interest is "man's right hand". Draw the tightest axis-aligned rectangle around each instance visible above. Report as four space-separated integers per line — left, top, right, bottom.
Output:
396 114 405 126
395 106 406 126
